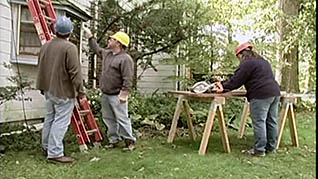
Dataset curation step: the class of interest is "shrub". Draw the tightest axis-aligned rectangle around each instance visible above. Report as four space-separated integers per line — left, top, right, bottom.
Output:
85 88 246 131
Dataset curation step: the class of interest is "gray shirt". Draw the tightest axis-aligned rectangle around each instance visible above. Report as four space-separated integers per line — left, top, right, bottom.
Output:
89 38 134 95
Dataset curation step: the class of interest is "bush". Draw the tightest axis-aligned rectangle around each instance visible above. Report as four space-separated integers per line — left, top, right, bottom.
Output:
128 91 177 129
0 124 40 152
85 89 246 131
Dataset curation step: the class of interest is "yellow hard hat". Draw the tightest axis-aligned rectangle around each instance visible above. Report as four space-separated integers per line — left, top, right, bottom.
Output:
110 31 130 47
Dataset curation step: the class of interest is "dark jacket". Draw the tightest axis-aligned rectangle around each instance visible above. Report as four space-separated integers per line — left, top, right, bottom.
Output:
222 57 280 101
36 38 84 99
89 38 133 95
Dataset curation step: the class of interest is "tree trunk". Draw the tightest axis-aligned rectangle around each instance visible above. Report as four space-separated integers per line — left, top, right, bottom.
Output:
279 0 300 93
87 1 96 87
132 58 138 90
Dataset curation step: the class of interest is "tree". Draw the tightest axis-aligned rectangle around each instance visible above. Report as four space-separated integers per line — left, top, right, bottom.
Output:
208 0 315 93
278 0 300 93
86 0 211 89
86 0 316 93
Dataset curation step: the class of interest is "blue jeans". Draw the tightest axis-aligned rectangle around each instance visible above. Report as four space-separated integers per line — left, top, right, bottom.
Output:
250 96 280 152
42 92 75 158
101 93 136 143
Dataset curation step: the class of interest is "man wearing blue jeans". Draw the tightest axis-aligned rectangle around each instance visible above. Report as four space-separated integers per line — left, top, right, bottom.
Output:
37 16 85 163
83 27 136 151
214 42 281 157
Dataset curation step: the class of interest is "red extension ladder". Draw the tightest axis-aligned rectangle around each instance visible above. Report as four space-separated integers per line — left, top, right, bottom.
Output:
26 0 56 45
71 99 103 151
26 0 103 150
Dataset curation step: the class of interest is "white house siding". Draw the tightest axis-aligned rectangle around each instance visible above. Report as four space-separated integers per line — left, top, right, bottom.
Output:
0 1 91 123
0 1 43 123
137 59 177 94
71 0 90 7
0 1 12 87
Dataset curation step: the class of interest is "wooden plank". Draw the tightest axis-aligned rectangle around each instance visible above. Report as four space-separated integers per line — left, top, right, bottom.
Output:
168 90 247 100
288 104 299 147
198 101 217 155
216 104 231 153
167 96 184 143
238 100 249 139
276 102 289 149
183 100 196 141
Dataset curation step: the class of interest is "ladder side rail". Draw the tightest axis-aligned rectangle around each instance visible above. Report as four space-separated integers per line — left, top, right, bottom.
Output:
26 0 47 45
43 0 57 19
73 106 91 143
32 0 52 41
80 99 103 142
71 114 86 146
42 0 57 35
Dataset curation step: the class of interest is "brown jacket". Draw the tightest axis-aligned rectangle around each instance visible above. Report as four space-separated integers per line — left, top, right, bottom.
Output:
36 38 84 99
89 38 133 95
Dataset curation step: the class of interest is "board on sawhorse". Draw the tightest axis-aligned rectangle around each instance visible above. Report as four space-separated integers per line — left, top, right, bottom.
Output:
167 91 231 155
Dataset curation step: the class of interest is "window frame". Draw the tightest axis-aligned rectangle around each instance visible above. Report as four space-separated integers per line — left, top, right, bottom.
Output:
10 4 83 66
10 4 40 65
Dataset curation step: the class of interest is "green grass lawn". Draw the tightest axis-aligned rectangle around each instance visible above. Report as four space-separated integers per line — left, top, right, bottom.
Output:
0 111 315 179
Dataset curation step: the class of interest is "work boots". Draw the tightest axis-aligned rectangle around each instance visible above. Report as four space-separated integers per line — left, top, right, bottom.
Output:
122 139 136 152
105 142 119 149
48 156 75 163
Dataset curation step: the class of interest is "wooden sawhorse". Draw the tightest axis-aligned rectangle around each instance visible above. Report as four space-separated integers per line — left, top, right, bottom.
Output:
167 91 231 155
277 96 299 148
237 95 299 149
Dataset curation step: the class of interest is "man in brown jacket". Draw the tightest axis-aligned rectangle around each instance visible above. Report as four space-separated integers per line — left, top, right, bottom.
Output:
36 16 85 163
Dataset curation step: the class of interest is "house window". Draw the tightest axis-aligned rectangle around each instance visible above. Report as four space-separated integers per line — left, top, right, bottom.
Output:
13 5 82 65
19 6 41 57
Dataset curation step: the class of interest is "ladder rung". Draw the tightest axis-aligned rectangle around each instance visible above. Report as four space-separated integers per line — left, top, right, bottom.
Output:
39 4 46 8
79 110 90 116
39 0 49 6
74 120 82 125
43 15 55 22
87 129 98 135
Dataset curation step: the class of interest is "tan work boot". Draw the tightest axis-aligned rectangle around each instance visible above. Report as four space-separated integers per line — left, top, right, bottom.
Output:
105 142 119 149
122 140 136 152
48 156 75 163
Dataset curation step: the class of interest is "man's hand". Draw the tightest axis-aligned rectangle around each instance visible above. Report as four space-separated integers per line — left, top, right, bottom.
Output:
77 93 86 103
213 82 224 93
119 90 129 104
83 26 93 39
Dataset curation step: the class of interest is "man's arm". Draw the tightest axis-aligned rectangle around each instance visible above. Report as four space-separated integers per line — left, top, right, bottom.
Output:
88 38 103 56
119 56 134 103
66 45 85 98
120 56 134 91
83 27 104 56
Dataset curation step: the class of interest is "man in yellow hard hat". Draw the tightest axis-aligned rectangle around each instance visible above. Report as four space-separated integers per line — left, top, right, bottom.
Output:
83 27 136 151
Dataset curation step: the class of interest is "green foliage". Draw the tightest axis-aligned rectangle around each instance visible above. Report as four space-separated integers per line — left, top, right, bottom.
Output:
91 0 215 87
85 88 246 131
85 88 179 130
128 91 177 129
0 63 33 105
297 100 316 113
89 0 316 95
0 124 40 151
85 88 102 119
